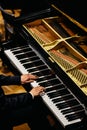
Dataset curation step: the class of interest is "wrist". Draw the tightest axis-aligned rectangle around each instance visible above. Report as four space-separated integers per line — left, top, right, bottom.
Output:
29 92 34 99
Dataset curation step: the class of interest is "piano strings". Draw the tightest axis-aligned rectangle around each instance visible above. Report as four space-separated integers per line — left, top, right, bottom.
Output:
49 50 87 89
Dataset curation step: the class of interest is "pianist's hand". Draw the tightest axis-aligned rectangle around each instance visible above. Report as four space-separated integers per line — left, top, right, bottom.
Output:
29 86 45 97
21 74 38 84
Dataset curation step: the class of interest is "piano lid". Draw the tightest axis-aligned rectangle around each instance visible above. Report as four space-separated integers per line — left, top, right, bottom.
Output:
0 0 51 13
0 0 52 25
50 0 87 28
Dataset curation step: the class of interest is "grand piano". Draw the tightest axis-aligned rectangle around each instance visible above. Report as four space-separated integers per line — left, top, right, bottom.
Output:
2 0 87 130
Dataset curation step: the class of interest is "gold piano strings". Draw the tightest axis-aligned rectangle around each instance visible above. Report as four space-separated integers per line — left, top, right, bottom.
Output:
23 25 45 45
66 61 87 73
23 19 61 46
49 50 87 90
49 50 79 70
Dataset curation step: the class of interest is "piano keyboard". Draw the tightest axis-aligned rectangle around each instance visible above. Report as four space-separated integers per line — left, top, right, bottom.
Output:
4 45 85 128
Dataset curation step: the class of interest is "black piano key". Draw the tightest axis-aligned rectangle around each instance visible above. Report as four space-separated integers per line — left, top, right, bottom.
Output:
28 65 48 73
11 46 32 54
30 68 49 75
61 105 84 114
56 103 69 109
43 78 61 85
20 56 40 63
22 51 37 57
39 78 61 88
11 45 31 52
45 84 65 92
31 69 53 77
23 58 40 64
47 88 70 98
15 51 37 60
23 60 44 69
15 53 27 59
36 74 56 82
52 94 74 103
39 78 60 88
23 62 36 69
65 111 84 121
48 78 61 84
56 99 80 109
27 65 51 74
